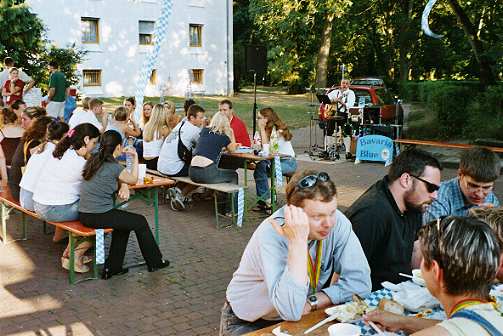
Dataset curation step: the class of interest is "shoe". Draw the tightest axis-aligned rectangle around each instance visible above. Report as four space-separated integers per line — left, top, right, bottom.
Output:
169 187 186 211
148 259 170 272
101 267 129 280
61 257 90 273
251 201 272 214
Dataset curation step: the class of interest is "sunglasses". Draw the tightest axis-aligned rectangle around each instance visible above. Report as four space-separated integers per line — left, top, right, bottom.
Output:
409 174 440 193
297 172 330 189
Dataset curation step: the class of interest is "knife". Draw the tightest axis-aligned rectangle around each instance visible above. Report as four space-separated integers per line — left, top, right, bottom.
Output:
303 314 338 334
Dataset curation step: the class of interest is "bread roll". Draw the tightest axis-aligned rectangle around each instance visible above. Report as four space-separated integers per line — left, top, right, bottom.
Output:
378 299 404 315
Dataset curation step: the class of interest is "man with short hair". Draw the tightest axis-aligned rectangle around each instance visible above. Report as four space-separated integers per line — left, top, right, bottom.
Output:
220 170 371 336
219 99 251 147
346 148 442 290
46 61 68 119
69 98 104 131
424 147 500 222
158 104 205 210
0 57 35 94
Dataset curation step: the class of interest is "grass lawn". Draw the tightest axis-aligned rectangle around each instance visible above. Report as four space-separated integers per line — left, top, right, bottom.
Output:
100 86 317 129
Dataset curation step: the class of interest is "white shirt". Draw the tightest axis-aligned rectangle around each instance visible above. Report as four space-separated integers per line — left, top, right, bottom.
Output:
32 149 86 205
20 143 56 192
438 303 503 336
327 88 356 113
278 135 295 157
68 109 102 130
0 68 32 88
157 121 201 175
143 131 164 158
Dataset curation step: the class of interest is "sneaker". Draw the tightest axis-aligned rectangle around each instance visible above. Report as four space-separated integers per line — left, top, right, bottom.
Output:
168 187 185 211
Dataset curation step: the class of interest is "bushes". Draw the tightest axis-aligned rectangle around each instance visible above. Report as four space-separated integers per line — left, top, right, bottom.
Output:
402 81 503 140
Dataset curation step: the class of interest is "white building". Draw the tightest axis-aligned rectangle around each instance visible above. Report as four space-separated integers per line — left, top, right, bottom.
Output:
27 0 233 97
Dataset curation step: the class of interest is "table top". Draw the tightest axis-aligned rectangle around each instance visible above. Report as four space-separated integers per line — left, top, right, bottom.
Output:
129 174 175 190
224 152 289 161
244 309 332 335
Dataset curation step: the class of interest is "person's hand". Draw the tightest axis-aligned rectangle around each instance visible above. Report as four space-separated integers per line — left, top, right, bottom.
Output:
363 310 404 332
123 146 137 156
117 184 130 201
480 203 495 209
302 302 311 315
258 117 267 130
270 205 309 243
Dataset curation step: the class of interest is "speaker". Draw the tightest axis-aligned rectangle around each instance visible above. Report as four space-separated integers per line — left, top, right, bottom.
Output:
246 45 267 79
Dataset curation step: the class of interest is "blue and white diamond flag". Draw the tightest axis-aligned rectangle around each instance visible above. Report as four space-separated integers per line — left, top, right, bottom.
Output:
95 229 105 264
274 156 283 188
237 188 244 227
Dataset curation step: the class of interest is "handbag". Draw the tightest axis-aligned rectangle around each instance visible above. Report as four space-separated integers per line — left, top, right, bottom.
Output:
177 122 192 164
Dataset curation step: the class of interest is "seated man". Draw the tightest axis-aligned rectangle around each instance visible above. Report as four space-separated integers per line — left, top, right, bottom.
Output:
68 97 103 131
345 148 442 290
219 99 250 147
424 147 500 223
157 104 205 210
220 170 371 336
364 216 503 335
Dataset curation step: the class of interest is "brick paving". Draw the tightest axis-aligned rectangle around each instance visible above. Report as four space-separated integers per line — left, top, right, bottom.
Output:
1 140 502 336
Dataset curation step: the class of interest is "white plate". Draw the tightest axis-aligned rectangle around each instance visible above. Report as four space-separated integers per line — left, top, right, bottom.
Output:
325 302 366 323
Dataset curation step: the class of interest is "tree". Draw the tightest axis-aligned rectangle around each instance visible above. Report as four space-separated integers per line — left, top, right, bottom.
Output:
45 45 87 89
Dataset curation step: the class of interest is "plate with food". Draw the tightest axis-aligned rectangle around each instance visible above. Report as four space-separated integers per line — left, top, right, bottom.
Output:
325 294 373 323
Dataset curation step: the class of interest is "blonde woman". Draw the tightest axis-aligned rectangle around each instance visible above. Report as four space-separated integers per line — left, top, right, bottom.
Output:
141 102 153 130
163 100 180 131
143 104 168 170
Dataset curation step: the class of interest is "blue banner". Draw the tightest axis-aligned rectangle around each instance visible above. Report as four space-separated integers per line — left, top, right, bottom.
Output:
355 135 394 166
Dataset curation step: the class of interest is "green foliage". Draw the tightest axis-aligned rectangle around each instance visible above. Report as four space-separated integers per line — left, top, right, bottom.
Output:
46 45 86 88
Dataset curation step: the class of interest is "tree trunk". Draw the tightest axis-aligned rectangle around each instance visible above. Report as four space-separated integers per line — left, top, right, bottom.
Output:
447 0 495 88
315 13 335 89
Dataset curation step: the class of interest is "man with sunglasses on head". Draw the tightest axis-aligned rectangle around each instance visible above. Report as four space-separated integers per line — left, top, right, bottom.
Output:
345 148 442 291
220 170 371 336
424 147 500 223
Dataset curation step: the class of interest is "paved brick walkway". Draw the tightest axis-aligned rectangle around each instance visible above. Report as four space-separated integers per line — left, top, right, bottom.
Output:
1 155 502 335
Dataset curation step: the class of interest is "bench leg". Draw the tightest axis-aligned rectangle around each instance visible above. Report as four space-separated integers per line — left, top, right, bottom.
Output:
214 191 220 229
1 202 7 245
0 203 27 244
231 192 237 227
21 213 27 241
153 187 159 244
69 232 76 285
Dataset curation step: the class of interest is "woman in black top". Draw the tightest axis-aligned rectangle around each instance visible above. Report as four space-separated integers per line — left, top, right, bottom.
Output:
79 130 169 280
8 116 53 200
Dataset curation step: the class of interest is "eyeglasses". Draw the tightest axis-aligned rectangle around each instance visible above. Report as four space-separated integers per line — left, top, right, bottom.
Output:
297 172 330 189
409 174 440 193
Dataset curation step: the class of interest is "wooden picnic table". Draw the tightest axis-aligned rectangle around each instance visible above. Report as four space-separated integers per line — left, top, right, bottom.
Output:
394 139 503 153
244 309 336 336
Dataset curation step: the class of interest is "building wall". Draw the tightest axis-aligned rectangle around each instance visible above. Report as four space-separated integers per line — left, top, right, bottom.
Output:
27 0 233 97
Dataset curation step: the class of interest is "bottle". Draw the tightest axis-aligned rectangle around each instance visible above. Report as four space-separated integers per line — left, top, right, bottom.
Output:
125 136 134 172
252 131 262 151
270 126 279 155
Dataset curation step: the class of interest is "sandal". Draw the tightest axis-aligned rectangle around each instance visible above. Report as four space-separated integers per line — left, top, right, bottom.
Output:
61 257 90 273
251 202 272 214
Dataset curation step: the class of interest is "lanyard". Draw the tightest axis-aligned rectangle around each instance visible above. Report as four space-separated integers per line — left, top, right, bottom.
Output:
306 241 323 295
450 299 488 317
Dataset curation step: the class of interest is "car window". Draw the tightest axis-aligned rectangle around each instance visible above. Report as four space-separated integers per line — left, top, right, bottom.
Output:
353 90 372 106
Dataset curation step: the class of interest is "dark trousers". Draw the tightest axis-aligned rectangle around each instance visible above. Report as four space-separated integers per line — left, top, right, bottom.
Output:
79 209 163 273
144 157 158 170
219 301 277 336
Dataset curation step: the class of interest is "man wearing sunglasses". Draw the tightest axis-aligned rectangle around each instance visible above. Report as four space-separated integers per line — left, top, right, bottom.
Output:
220 170 371 336
345 148 441 290
424 147 500 223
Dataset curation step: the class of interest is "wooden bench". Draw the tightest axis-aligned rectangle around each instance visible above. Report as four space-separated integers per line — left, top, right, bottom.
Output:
0 186 112 285
394 139 503 153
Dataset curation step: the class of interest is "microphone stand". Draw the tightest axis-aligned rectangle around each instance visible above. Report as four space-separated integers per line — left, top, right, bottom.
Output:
252 71 258 136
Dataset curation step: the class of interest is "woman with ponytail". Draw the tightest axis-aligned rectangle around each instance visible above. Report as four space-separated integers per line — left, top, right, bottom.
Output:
79 130 169 280
32 123 100 273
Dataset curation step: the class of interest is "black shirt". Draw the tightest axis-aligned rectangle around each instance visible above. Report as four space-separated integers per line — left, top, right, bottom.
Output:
8 138 41 200
193 128 231 163
345 176 422 291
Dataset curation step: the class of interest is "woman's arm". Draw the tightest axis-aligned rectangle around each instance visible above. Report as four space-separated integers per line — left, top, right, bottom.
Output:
125 118 142 137
258 118 269 144
226 142 240 152
2 84 9 96
118 148 138 185
10 81 21 95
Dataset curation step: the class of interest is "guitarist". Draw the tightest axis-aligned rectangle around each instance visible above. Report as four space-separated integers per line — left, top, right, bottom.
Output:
326 79 355 157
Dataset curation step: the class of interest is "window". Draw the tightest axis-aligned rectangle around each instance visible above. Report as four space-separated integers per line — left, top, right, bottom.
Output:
149 69 157 85
189 24 202 47
139 20 155 45
83 70 102 87
191 69 203 84
81 17 99 43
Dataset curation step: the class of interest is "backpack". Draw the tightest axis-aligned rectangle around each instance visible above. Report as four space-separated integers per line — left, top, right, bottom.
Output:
177 122 192 164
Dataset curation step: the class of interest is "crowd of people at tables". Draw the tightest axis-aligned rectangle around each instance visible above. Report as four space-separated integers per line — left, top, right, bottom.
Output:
3 57 503 335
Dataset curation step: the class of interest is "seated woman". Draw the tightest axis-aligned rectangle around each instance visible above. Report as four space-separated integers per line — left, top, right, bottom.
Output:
0 107 23 165
142 104 169 170
252 107 297 214
140 102 153 130
19 120 69 211
163 100 180 131
189 112 239 214
8 114 52 200
32 123 100 273
364 216 503 335
79 130 169 280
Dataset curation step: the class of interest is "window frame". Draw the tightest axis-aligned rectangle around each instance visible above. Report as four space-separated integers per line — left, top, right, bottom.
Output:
191 69 204 85
81 17 100 44
139 20 155 46
189 24 203 48
83 69 102 87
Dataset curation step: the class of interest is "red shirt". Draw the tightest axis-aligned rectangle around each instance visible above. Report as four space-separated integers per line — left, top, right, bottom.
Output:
4 79 24 105
230 114 251 147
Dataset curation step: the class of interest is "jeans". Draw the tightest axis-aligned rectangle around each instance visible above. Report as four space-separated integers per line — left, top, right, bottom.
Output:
254 157 297 201
34 200 79 222
79 209 164 273
190 164 239 213
219 301 277 336
19 188 35 211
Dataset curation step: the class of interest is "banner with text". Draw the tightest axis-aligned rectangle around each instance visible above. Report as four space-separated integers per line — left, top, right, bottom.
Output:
355 135 394 166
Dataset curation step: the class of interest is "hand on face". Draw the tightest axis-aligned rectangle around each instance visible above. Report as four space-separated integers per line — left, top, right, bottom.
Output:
270 205 310 243
258 117 267 130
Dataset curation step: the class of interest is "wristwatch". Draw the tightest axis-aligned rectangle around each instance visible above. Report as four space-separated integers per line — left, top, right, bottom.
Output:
307 294 318 311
